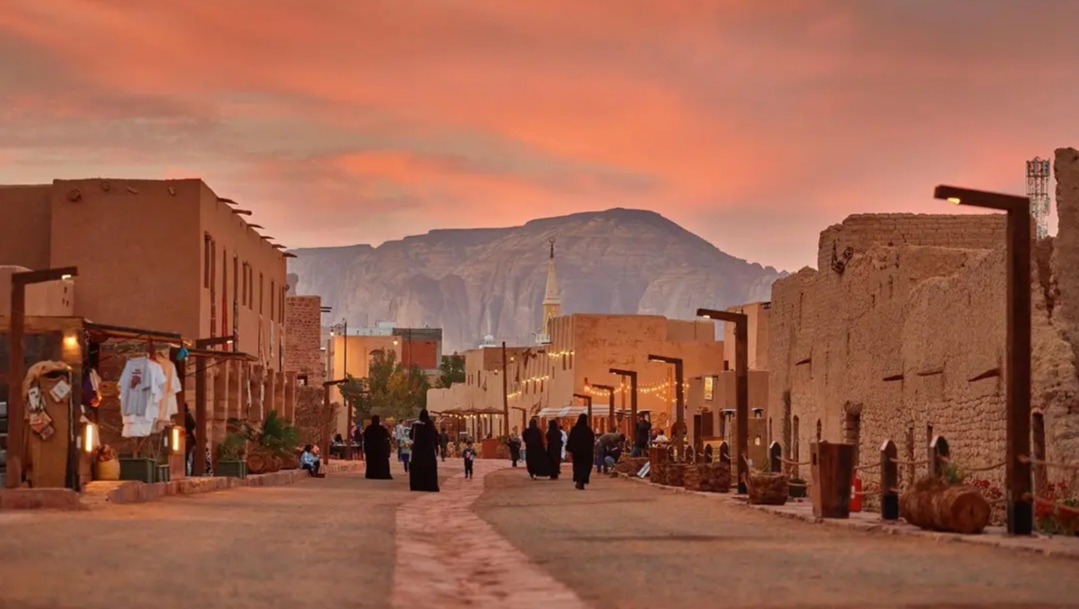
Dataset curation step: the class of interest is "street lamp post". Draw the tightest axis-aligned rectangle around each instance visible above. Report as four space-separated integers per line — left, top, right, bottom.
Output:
573 393 592 420
934 184 1033 536
590 384 616 433
697 308 750 494
6 266 78 488
609 368 638 435
647 354 685 458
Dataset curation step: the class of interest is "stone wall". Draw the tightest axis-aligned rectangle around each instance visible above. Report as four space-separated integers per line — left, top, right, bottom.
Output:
816 213 1006 272
284 295 324 385
770 204 1079 490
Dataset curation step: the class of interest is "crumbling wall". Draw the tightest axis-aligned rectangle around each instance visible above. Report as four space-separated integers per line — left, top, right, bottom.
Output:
816 214 1006 272
771 209 1079 490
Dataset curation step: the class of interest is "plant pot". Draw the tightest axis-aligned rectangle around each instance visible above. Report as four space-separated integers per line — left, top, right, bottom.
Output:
93 458 121 481
747 471 790 505
218 460 247 479
789 481 808 498
119 457 156 483
154 464 171 483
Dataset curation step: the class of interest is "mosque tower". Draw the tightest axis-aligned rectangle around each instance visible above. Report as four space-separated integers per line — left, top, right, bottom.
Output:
535 237 561 345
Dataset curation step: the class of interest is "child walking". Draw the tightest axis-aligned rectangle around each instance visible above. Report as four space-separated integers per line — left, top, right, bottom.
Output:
399 436 412 473
462 440 476 479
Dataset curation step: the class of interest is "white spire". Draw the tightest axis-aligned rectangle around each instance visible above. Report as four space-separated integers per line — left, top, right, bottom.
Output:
543 237 560 306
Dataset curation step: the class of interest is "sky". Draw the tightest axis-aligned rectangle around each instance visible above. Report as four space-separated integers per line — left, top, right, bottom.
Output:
0 0 1075 272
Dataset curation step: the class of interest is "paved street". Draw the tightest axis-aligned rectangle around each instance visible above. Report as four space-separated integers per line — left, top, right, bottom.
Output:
1 461 1078 608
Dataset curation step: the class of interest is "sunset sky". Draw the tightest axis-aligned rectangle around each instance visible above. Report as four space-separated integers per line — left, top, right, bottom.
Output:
0 0 1074 271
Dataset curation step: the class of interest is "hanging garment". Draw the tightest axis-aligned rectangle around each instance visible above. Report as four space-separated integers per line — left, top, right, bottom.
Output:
120 355 167 437
152 354 181 431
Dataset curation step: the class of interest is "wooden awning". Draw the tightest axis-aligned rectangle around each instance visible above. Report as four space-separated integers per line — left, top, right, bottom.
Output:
84 321 185 346
183 348 257 362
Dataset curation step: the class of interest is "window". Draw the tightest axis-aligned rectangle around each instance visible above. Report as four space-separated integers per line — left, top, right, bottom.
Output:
270 280 275 320
259 272 264 315
279 285 285 322
242 263 248 307
249 266 254 310
222 248 228 302
232 256 238 307
203 234 212 288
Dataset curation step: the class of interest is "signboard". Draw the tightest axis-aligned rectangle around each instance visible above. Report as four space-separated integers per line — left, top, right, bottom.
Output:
704 376 714 401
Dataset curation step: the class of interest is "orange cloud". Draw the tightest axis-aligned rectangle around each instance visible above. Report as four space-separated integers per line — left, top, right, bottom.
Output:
0 0 1074 269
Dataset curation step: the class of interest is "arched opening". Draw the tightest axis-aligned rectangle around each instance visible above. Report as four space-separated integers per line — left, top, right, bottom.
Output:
1033 411 1047 494
768 417 773 447
754 435 762 446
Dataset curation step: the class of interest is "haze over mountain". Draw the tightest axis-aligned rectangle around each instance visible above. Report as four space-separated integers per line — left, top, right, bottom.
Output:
288 208 786 352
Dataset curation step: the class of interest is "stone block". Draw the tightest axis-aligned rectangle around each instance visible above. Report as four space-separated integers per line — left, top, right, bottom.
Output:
0 488 81 511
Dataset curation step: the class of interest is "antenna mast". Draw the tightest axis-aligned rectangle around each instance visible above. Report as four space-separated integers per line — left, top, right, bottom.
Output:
1026 157 1051 239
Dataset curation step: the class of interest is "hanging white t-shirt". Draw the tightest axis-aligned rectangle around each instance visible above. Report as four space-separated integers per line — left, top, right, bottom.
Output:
120 356 167 437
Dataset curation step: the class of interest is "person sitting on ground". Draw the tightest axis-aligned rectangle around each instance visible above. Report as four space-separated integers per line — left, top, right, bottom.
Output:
605 444 623 470
462 440 477 479
300 444 322 477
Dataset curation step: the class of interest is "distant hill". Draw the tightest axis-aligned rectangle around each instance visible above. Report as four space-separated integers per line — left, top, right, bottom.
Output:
288 208 786 352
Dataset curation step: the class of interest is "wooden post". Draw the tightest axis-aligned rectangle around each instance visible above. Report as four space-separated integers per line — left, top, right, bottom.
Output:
811 440 855 519
5 281 25 488
194 356 207 476
929 435 950 478
769 441 782 473
881 440 899 521
501 342 509 426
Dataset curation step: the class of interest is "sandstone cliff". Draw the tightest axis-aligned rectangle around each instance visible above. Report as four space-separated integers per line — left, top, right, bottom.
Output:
288 208 785 351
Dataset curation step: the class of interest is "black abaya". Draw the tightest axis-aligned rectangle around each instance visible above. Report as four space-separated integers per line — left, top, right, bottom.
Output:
408 421 440 492
523 422 551 478
567 414 595 486
546 422 563 480
363 421 393 480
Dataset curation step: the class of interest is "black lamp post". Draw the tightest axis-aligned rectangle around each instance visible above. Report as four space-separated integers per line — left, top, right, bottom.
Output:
647 354 685 458
573 393 592 420
934 184 1033 535
609 368 638 434
697 308 750 493
590 383 616 432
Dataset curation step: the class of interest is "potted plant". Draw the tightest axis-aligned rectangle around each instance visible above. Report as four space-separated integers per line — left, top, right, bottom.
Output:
239 411 300 475
217 432 248 478
747 461 789 505
119 436 158 483
93 445 120 481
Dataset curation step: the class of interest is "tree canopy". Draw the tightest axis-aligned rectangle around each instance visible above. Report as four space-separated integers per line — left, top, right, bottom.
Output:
340 349 431 424
436 353 465 388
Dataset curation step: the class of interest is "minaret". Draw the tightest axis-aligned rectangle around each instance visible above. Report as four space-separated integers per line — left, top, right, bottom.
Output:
536 237 560 345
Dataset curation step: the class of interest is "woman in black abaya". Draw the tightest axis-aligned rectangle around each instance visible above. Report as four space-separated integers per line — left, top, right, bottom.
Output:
363 415 393 480
566 413 596 490
408 409 440 492
546 420 563 480
523 419 551 479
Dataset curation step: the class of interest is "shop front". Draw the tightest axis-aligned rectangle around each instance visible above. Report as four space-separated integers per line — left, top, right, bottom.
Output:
0 317 187 490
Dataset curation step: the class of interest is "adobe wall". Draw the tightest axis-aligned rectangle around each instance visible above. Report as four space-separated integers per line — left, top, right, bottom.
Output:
0 185 52 269
284 295 324 385
816 213 1006 271
770 208 1079 488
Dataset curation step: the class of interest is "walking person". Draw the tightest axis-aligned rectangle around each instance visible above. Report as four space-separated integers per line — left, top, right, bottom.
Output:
408 409 440 492
523 419 552 479
399 436 412 473
438 426 450 462
352 422 365 461
507 428 522 468
363 415 393 480
566 414 596 490
462 440 477 479
183 404 197 476
559 424 568 462
546 420 563 480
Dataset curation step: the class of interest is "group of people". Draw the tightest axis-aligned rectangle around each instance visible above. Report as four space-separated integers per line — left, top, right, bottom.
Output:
360 411 442 492
517 415 657 490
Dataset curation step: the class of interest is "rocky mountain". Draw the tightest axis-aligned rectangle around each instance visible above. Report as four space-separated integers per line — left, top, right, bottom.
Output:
288 208 786 352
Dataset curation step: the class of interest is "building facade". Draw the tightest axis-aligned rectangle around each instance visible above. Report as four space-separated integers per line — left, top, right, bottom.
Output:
0 177 294 458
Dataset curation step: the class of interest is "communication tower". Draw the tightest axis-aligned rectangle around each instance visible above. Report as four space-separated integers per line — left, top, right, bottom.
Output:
1026 157 1051 239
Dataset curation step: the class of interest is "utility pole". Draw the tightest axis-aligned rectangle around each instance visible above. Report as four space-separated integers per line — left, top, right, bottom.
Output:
501 341 509 434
